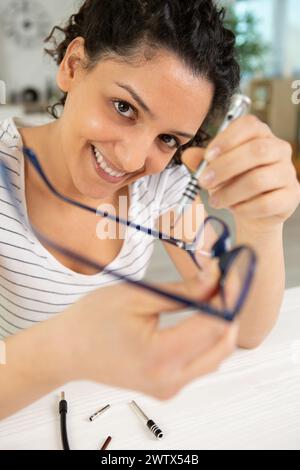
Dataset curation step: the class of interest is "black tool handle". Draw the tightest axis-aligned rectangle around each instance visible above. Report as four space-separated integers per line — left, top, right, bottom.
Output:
147 420 164 439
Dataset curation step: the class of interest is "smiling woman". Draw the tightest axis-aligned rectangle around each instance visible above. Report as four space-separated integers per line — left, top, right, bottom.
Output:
0 0 245 421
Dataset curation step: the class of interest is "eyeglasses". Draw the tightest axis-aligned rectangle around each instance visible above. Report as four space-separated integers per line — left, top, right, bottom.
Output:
0 147 257 322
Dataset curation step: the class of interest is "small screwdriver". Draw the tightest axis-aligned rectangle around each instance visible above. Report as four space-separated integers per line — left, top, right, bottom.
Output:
129 400 164 440
172 94 252 227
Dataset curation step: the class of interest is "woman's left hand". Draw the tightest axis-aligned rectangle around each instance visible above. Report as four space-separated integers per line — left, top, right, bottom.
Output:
189 115 300 232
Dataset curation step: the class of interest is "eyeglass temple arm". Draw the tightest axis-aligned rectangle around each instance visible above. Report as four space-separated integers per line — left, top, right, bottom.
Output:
23 147 191 250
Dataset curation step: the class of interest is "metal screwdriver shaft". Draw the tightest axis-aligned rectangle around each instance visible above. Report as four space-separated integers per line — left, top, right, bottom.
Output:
130 400 164 440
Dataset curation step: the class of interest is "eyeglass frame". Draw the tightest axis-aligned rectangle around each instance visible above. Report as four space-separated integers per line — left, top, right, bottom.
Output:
0 147 257 322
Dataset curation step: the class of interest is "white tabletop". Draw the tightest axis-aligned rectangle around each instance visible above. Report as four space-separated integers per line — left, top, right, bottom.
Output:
0 287 300 450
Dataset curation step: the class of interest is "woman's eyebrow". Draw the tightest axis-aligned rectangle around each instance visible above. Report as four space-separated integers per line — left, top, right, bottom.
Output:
115 81 155 118
114 81 195 140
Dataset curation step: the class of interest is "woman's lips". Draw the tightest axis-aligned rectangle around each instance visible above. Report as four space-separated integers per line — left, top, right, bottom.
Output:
90 145 129 184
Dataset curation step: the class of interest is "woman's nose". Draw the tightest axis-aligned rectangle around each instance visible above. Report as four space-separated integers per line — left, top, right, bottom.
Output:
114 136 152 174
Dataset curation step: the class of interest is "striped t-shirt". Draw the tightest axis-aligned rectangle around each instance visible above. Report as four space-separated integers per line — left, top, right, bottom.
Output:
0 117 190 339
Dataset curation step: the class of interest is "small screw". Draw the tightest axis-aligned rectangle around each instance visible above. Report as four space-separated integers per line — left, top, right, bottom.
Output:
89 404 111 422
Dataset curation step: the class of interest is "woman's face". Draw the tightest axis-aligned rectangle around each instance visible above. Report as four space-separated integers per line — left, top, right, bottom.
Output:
57 41 214 200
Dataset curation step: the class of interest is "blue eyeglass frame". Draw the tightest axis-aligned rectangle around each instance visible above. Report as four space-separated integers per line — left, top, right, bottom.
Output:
0 147 257 322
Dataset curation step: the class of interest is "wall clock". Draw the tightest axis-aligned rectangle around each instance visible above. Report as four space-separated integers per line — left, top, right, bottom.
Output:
1 0 50 48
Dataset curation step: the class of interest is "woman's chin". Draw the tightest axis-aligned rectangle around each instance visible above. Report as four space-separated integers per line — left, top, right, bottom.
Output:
72 168 115 201
68 149 117 201
76 179 115 201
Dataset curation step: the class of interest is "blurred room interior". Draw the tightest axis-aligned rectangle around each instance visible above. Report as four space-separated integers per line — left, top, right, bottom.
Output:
0 0 299 286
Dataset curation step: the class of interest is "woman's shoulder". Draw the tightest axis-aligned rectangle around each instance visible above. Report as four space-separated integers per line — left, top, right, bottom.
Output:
137 164 190 193
0 117 23 161
0 117 24 191
132 164 191 215
0 117 21 145
159 165 191 213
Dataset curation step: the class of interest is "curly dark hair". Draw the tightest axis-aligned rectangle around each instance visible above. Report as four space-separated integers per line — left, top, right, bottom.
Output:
45 0 240 165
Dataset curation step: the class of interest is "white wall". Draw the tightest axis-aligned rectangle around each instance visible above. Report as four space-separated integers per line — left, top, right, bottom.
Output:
0 0 80 101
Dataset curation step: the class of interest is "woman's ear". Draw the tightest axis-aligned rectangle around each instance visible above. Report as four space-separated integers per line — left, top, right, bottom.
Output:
56 37 86 93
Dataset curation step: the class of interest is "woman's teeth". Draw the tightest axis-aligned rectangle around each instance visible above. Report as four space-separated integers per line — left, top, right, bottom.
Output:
92 146 127 178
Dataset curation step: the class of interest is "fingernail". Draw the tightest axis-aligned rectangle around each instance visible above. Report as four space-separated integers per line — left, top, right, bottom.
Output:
199 170 215 187
205 147 221 162
209 196 219 208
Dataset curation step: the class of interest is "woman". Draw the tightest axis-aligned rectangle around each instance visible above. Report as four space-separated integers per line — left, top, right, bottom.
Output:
0 0 299 419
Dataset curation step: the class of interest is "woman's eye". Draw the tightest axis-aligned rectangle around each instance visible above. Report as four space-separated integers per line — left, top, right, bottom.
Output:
113 100 136 119
160 134 180 150
113 100 181 150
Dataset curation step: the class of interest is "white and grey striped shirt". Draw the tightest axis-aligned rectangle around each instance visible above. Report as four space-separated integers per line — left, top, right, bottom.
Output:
0 117 190 339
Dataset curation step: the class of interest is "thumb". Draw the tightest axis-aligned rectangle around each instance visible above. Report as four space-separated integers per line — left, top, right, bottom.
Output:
133 268 220 315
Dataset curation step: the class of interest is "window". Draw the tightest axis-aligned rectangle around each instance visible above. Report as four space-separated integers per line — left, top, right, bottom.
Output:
229 0 300 77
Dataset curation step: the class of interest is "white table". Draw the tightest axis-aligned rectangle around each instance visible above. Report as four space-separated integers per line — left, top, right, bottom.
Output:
0 287 300 450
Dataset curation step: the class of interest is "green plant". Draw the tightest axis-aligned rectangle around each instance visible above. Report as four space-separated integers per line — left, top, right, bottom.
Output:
224 6 269 76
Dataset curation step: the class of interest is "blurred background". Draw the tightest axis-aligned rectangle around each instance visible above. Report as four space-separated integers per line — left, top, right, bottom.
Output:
0 0 299 287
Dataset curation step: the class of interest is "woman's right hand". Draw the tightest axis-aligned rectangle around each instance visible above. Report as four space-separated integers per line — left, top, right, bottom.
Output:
61 273 238 400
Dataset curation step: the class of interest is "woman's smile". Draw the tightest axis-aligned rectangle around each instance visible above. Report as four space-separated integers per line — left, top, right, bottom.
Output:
90 144 130 184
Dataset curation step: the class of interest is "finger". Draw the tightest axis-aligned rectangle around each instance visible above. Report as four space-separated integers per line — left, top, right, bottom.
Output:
209 162 288 210
205 115 273 162
154 264 240 369
199 137 286 190
156 312 229 371
180 322 238 384
131 268 221 316
231 187 300 220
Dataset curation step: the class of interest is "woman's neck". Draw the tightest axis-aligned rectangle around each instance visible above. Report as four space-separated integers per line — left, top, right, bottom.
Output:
20 120 76 197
